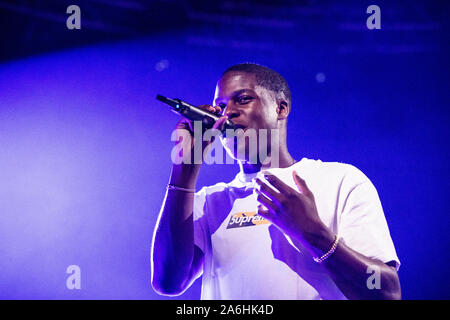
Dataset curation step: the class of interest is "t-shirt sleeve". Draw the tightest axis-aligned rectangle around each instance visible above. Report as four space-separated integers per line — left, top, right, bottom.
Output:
338 168 400 270
193 187 208 254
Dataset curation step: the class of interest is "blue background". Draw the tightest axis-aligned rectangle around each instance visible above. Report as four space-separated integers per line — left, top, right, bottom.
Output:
0 0 448 299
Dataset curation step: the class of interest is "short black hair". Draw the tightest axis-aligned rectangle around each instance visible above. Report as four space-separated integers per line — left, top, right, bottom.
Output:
222 62 292 107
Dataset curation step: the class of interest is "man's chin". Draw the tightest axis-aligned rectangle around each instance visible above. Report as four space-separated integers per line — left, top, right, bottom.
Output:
220 130 267 163
223 146 259 163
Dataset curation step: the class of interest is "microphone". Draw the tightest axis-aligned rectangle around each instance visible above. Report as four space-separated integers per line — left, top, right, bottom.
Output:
156 94 237 133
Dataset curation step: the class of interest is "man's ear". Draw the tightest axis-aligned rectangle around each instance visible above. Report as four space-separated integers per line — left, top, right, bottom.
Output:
276 100 290 119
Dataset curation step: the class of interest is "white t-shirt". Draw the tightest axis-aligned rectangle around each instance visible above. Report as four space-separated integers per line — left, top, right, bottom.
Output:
193 158 400 300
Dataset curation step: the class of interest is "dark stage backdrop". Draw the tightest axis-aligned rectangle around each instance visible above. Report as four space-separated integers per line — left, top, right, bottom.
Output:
0 1 448 300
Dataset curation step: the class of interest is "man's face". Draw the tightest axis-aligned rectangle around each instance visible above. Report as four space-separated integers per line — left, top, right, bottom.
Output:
213 71 279 162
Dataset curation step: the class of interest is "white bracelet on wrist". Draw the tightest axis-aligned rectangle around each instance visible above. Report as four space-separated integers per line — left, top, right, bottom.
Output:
166 184 196 193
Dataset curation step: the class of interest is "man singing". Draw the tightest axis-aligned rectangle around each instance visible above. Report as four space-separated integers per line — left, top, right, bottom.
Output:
151 63 401 300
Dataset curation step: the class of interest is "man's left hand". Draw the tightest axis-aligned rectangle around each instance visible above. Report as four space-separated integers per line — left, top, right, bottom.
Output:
254 171 331 255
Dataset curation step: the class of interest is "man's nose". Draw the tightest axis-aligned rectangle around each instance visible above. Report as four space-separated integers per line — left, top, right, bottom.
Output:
224 103 240 119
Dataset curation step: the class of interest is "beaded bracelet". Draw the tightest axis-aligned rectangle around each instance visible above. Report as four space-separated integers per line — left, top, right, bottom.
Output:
166 184 196 193
313 235 340 264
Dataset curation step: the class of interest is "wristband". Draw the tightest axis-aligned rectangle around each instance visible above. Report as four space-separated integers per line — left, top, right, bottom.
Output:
313 235 340 264
167 184 196 193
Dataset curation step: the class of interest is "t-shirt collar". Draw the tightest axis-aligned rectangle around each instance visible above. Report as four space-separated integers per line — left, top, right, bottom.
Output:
235 158 305 185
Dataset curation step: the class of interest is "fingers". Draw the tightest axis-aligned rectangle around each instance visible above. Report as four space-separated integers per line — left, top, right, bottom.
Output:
257 172 311 205
213 105 222 114
204 103 227 133
198 104 222 115
292 171 313 198
254 189 277 223
263 173 293 195
254 188 277 211
212 115 229 132
257 204 272 221
201 107 227 153
254 177 281 204
191 104 226 132
175 104 225 135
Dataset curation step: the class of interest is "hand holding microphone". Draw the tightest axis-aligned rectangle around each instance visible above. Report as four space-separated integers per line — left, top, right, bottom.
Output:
156 94 236 134
156 94 233 165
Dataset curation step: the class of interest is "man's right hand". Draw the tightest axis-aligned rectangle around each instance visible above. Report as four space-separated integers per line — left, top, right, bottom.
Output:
173 104 228 166
153 105 226 295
